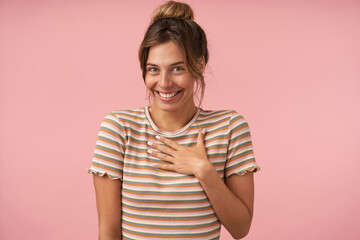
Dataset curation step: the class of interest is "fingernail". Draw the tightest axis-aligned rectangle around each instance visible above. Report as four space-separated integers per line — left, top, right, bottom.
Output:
147 141 153 146
155 135 161 140
147 149 153 154
202 128 206 134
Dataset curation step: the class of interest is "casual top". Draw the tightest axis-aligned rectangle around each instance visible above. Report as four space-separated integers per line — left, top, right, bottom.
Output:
87 107 260 240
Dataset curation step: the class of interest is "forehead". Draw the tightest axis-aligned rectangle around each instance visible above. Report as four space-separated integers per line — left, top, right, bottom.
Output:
147 41 184 65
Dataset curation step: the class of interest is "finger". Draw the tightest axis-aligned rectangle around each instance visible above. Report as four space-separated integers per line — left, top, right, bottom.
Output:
197 128 206 148
153 163 174 171
147 149 174 163
155 135 181 150
147 141 175 156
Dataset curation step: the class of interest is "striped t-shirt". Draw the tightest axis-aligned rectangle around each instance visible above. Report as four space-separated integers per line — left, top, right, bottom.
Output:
88 107 260 240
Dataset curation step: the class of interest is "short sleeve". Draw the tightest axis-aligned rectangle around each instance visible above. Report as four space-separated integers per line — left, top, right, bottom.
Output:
87 112 126 180
225 111 260 177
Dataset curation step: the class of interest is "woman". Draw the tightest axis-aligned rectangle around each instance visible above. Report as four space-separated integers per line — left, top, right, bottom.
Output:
88 1 260 239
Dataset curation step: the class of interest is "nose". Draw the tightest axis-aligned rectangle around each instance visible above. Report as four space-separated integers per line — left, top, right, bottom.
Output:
158 71 173 88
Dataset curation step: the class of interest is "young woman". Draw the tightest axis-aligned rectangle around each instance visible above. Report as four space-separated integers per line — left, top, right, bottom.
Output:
88 1 260 239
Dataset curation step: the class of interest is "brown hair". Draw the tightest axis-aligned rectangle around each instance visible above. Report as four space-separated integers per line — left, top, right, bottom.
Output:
138 0 209 105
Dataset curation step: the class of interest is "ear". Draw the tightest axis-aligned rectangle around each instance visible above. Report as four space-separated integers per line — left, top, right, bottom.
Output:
198 56 206 74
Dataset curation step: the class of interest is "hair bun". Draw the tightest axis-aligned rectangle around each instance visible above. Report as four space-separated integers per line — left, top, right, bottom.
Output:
151 1 194 23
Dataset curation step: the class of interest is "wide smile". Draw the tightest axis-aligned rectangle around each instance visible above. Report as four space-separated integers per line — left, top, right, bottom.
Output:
155 90 183 102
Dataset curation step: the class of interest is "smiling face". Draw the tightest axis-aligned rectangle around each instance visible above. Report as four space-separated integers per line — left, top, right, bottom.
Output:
145 41 196 114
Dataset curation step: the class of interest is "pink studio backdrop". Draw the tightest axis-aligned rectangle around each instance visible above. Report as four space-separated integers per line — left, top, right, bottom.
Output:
1 0 359 239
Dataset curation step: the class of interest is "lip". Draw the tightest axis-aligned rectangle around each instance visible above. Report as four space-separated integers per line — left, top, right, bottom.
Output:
155 90 183 102
156 90 180 94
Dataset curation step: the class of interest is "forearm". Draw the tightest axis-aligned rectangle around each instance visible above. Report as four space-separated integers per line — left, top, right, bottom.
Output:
99 232 122 240
98 223 122 240
195 164 252 239
98 215 122 240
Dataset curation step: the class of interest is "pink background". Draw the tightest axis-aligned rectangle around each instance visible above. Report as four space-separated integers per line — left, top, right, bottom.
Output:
1 0 359 239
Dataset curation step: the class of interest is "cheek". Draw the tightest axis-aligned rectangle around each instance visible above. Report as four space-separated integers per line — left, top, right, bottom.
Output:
185 78 196 89
144 79 157 97
144 77 154 89
177 75 194 87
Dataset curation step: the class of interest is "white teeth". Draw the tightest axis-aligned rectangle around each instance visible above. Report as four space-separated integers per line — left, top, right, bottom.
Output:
158 92 177 98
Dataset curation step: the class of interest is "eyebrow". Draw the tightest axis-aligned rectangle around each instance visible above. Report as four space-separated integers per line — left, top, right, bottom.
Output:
146 61 184 67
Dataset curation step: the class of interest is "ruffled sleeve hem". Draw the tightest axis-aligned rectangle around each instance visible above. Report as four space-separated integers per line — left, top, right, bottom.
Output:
226 165 260 178
87 168 123 181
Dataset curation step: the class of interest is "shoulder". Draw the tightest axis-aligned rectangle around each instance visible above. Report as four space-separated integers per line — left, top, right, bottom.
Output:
198 109 231 121
108 108 146 120
99 107 147 131
104 108 147 124
199 109 246 124
198 109 251 135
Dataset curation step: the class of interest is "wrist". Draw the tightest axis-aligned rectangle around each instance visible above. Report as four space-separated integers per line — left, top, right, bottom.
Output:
194 161 216 181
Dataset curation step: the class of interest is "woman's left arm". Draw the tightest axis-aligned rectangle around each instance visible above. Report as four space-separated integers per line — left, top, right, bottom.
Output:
196 163 254 239
147 130 255 239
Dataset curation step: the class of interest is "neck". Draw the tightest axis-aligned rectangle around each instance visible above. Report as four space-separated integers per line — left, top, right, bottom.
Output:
148 104 198 132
